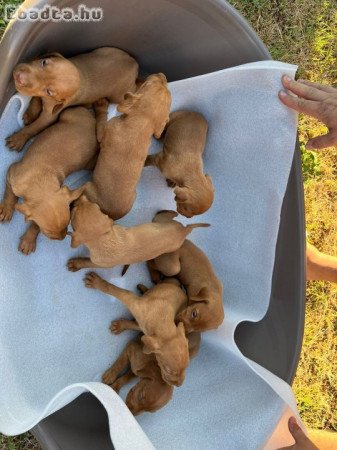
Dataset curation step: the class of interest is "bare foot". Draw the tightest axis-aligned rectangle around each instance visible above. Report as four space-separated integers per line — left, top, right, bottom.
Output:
6 131 29 151
84 271 103 289
0 203 14 222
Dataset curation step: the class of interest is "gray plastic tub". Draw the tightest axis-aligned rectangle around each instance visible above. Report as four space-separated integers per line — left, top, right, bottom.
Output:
0 1 305 448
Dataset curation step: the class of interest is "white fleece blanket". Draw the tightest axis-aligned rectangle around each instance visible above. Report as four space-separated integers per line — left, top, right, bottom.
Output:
0 61 301 449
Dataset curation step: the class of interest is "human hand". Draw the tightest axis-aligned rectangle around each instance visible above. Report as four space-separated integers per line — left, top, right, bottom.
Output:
279 76 337 149
277 417 319 450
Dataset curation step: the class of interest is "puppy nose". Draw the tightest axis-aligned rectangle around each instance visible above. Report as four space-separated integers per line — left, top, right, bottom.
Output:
14 70 28 87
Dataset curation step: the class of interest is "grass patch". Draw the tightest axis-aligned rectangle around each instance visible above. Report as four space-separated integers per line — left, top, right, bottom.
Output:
231 0 337 431
0 0 336 447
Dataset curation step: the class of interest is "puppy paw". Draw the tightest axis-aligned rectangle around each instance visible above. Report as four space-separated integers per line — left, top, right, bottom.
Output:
67 259 82 272
102 368 118 385
0 203 14 222
94 98 109 110
84 271 102 289
110 320 128 335
23 111 35 126
111 380 122 393
137 284 148 294
6 131 28 151
18 235 36 255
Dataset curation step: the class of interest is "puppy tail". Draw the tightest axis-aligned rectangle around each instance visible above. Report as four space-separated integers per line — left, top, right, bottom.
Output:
121 264 130 276
186 223 210 231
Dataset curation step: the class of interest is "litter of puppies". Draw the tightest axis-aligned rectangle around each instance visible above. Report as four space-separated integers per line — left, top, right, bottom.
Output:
0 47 224 415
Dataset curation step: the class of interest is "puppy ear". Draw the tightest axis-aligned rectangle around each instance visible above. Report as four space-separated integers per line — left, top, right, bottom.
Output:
177 321 186 335
15 202 31 219
52 102 65 115
205 174 214 188
38 52 64 59
189 287 209 303
141 335 161 354
60 185 85 203
154 119 169 139
70 231 81 248
174 187 189 203
117 92 142 114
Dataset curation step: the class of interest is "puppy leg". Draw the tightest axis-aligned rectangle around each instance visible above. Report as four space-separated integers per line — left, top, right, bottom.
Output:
102 340 139 385
152 252 181 277
23 97 42 125
6 107 58 151
112 369 136 393
110 319 140 335
19 222 40 255
102 347 130 385
67 257 102 272
94 98 109 143
147 261 162 284
137 284 149 295
145 152 163 168
84 272 139 312
0 179 17 222
187 332 201 359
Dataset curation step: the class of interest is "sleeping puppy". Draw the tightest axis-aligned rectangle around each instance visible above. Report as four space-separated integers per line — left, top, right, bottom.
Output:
85 275 189 387
145 110 214 217
7 47 138 151
148 239 224 332
84 73 171 220
67 200 209 271
0 107 98 254
102 332 201 415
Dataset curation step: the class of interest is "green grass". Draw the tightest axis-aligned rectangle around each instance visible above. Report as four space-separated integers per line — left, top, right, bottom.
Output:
0 0 337 447
230 0 337 432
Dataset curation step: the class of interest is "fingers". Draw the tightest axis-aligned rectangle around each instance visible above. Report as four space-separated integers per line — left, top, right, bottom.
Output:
307 131 337 149
278 90 324 120
288 417 309 445
298 79 337 95
282 75 330 101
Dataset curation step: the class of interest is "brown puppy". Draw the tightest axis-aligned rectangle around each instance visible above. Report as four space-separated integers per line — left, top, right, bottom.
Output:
84 73 171 219
145 110 214 217
0 107 98 253
102 332 201 415
85 275 189 386
67 201 209 271
148 239 224 333
7 47 138 151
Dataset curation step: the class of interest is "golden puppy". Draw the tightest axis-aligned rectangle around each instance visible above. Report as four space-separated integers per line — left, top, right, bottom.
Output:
102 332 201 415
84 73 171 219
145 110 214 217
7 47 138 151
148 239 224 332
0 107 98 253
67 202 209 271
86 275 189 386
